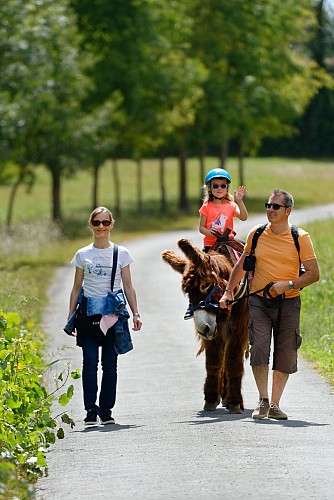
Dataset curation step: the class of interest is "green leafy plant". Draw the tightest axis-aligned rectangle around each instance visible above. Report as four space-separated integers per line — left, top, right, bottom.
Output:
0 311 80 497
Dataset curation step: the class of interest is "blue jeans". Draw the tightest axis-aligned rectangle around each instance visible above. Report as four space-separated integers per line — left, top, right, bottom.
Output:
79 330 118 414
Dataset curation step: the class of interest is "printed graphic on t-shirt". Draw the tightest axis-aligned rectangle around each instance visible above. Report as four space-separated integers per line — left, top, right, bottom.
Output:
211 214 227 231
87 257 111 277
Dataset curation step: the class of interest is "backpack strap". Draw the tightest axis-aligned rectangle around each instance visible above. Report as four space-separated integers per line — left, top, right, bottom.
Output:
291 225 300 254
250 224 300 256
110 244 118 291
291 225 305 277
250 223 267 255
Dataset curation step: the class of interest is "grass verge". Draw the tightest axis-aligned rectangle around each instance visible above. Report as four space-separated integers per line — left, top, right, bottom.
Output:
299 219 334 386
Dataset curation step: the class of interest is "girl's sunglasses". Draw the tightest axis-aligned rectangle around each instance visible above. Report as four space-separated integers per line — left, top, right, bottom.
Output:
91 219 112 227
265 203 286 210
211 183 227 189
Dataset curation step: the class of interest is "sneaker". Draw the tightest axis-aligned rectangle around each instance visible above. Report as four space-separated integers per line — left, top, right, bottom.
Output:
184 304 193 320
100 412 115 425
268 403 288 420
84 409 99 426
252 399 270 419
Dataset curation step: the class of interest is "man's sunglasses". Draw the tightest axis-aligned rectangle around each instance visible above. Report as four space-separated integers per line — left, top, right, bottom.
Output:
211 183 228 189
265 203 286 210
91 219 112 227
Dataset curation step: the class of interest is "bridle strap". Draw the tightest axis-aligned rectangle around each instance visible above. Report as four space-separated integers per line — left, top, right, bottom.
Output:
191 285 224 312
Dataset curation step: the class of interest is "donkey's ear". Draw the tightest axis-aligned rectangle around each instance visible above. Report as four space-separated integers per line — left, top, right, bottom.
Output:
161 250 187 274
178 238 206 269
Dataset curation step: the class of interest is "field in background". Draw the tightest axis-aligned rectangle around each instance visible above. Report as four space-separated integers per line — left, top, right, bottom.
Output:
0 157 333 238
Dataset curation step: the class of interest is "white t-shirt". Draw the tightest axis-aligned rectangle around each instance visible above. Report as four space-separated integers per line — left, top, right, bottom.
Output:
71 243 134 297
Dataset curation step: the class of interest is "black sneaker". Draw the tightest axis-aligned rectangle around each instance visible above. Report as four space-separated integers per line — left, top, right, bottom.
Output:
84 409 99 426
100 411 115 425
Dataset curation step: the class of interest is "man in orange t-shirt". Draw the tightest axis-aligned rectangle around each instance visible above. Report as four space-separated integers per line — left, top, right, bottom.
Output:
219 189 319 420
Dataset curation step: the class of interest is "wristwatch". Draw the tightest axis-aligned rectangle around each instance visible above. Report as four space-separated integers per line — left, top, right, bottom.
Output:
288 280 294 290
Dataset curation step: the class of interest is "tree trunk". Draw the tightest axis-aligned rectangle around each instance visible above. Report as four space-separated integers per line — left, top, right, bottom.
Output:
111 158 121 215
238 140 245 186
199 149 205 187
6 170 25 229
51 169 62 222
159 155 167 213
219 139 229 167
136 159 143 213
178 149 188 210
92 159 99 210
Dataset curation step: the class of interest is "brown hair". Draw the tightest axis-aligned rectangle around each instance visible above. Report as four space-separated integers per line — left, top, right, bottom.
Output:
88 206 114 226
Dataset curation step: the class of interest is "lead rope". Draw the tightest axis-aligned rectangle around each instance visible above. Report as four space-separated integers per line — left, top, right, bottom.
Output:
226 282 285 308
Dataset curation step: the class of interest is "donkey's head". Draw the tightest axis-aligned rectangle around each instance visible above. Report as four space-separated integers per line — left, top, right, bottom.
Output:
162 239 232 340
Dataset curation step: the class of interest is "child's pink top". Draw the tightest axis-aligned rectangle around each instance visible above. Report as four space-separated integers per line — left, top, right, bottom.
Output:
199 200 237 247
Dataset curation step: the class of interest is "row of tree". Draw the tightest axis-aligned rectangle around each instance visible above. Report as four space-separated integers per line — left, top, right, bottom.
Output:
0 0 333 224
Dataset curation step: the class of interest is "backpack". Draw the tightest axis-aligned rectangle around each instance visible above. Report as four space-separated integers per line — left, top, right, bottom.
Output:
243 223 305 277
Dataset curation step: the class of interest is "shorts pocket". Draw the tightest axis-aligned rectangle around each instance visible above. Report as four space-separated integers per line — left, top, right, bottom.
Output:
248 320 254 345
295 328 302 349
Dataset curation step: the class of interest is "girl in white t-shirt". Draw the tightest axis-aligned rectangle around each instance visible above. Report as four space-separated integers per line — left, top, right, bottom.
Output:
67 206 142 426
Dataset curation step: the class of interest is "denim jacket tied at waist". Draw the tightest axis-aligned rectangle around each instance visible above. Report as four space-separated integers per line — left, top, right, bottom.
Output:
64 289 133 355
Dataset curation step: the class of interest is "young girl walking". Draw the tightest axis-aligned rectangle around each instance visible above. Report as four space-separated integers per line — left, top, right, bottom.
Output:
184 167 248 319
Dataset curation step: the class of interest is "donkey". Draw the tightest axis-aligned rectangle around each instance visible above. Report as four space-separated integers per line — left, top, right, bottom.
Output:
162 238 249 413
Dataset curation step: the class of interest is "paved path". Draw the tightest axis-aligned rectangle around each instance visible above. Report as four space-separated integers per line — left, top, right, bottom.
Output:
36 204 334 500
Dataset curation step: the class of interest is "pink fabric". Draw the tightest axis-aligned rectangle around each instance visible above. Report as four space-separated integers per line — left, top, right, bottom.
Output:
100 314 118 335
231 247 241 261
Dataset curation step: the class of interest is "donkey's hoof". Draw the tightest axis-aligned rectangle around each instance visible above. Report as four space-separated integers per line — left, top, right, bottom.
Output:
227 403 243 414
204 400 219 411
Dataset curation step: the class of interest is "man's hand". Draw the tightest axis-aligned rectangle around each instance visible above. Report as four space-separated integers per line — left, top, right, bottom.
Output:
219 291 233 310
268 282 286 297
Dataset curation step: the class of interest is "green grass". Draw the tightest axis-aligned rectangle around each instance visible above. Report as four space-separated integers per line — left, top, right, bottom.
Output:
299 218 334 386
1 157 333 236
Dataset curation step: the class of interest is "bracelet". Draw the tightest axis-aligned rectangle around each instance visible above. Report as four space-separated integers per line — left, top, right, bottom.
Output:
133 313 140 317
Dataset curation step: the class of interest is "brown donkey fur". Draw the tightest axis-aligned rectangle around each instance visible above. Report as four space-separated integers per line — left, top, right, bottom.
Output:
162 238 249 413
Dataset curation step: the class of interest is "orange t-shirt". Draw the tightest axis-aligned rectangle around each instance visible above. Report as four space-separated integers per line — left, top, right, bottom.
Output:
199 200 237 247
244 224 316 298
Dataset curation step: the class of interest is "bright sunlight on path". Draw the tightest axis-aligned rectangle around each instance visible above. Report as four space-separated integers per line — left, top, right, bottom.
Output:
36 204 334 500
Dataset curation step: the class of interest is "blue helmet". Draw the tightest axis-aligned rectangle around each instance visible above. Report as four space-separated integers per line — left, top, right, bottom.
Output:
205 168 231 184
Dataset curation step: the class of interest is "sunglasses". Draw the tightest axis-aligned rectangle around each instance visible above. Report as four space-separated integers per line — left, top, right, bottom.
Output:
211 183 228 189
265 203 286 210
91 219 112 227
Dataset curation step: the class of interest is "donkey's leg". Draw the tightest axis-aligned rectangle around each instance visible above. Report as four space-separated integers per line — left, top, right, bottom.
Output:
203 339 224 411
224 336 244 414
224 302 249 413
220 365 228 407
